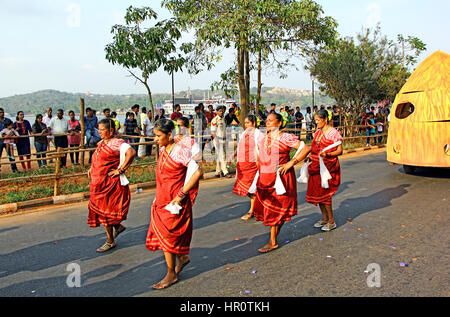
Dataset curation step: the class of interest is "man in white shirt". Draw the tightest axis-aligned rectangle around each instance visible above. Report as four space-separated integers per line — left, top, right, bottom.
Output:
42 107 54 162
210 106 230 178
305 106 313 141
143 109 155 157
49 109 70 168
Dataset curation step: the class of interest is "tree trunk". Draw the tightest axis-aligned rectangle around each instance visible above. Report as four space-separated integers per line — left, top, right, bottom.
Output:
242 47 250 125
256 47 262 111
237 45 248 128
143 82 155 122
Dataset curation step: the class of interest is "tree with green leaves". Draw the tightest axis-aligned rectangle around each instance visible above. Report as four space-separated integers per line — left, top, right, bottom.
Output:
306 25 426 136
105 6 188 119
163 0 337 126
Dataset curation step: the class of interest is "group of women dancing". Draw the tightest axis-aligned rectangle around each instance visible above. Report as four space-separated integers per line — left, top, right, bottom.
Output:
86 109 343 290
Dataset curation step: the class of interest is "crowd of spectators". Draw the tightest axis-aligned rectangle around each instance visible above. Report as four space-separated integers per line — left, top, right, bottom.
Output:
0 101 390 174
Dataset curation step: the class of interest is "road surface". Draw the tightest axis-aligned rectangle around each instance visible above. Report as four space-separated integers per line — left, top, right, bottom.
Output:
0 151 448 297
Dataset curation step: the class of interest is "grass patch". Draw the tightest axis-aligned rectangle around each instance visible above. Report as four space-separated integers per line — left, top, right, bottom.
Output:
0 185 54 204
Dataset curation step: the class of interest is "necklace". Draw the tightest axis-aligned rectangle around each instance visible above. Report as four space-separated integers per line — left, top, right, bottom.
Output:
95 138 112 158
159 141 175 172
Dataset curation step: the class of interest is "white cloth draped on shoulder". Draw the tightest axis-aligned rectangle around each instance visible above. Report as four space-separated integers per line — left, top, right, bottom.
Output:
165 158 200 215
296 141 342 188
297 141 342 188
319 141 342 189
274 141 305 195
119 143 132 186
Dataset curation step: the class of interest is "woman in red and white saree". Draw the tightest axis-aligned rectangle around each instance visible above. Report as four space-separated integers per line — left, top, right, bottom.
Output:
146 119 203 290
306 110 343 232
88 119 136 252
254 113 310 253
232 115 263 220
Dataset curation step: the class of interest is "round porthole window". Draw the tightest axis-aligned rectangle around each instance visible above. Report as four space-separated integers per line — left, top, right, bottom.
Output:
393 144 401 154
395 102 415 119
445 144 450 156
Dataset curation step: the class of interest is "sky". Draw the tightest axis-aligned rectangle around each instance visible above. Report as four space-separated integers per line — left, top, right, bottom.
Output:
0 0 449 98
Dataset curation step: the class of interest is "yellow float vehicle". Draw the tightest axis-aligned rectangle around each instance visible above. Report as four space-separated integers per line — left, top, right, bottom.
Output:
387 50 450 174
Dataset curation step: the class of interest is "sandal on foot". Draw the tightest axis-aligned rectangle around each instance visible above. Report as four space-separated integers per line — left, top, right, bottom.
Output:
241 213 254 221
113 226 126 239
152 279 179 290
258 244 279 253
96 242 116 253
314 220 328 228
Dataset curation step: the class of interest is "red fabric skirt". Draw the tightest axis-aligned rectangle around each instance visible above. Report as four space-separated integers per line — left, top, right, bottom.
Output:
253 137 298 227
253 168 298 226
233 162 258 197
305 133 341 206
87 142 130 228
146 149 198 255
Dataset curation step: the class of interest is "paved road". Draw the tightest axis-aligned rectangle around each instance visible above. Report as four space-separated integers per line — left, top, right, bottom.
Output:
0 151 448 297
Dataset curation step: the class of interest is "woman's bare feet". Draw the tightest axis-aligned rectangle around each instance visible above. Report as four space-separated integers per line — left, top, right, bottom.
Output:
153 272 179 290
258 242 279 253
175 255 191 275
241 212 254 220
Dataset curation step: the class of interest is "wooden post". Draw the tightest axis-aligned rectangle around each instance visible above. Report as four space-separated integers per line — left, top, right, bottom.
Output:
80 98 85 167
54 147 62 197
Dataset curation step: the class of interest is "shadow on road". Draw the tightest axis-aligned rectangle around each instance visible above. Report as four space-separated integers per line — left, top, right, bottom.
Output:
0 225 149 280
0 181 411 297
399 166 450 179
0 226 20 235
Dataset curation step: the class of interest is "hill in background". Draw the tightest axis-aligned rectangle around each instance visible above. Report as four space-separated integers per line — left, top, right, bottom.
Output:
0 87 335 115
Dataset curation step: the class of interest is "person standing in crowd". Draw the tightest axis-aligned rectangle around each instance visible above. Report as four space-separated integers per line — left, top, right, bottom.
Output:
146 119 203 290
42 107 54 163
140 107 148 130
258 105 268 121
289 108 296 124
131 104 142 133
193 105 207 152
365 112 377 147
155 108 166 121
306 109 343 232
279 105 288 123
88 118 136 252
254 113 310 253
204 105 216 153
103 108 119 132
270 103 277 114
0 108 19 173
211 106 230 178
31 114 49 168
171 104 183 121
49 109 70 168
332 105 340 128
143 109 155 157
311 105 319 132
375 112 385 144
1 120 19 173
231 115 263 221
295 107 304 137
84 107 101 163
205 105 216 123
225 107 240 126
124 112 140 153
68 111 81 166
305 107 313 141
14 111 32 171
